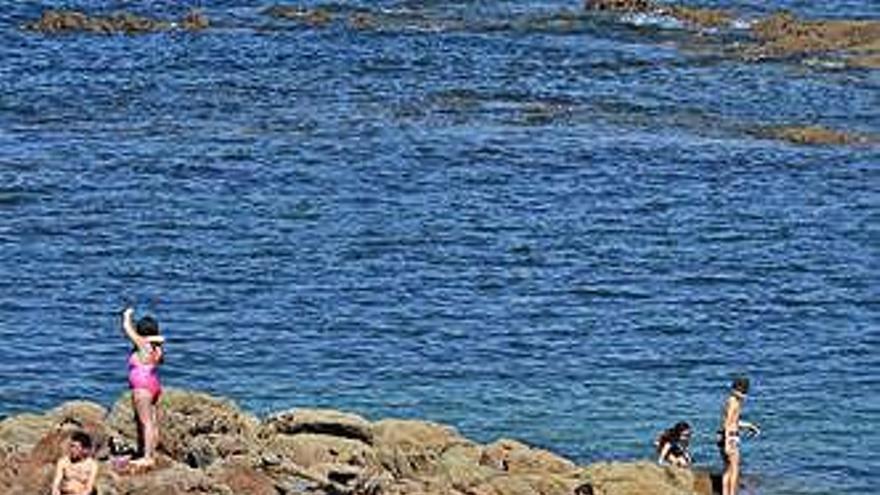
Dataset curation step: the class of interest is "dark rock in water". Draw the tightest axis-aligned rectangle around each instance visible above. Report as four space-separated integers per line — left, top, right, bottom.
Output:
761 125 870 146
181 10 210 31
348 12 378 31
585 0 732 29
25 10 169 34
584 0 654 13
666 6 733 29
749 11 880 60
264 5 334 27
24 9 209 35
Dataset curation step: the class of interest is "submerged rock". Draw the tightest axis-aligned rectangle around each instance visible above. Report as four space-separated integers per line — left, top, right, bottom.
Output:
264 5 334 27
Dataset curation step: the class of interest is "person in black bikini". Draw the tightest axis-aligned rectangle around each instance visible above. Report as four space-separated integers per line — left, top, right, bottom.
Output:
656 421 693 467
718 377 760 495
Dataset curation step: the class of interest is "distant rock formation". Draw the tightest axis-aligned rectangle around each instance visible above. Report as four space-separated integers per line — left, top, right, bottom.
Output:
759 125 872 146
584 0 733 29
747 11 880 65
0 388 714 495
24 9 209 34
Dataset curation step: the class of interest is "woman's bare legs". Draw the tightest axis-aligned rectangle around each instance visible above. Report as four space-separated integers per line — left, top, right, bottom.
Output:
132 389 157 466
723 448 741 495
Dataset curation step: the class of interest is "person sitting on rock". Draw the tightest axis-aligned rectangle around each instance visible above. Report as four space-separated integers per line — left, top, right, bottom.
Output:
655 421 692 467
51 430 98 495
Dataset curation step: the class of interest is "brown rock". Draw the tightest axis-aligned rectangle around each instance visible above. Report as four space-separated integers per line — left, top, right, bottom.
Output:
0 400 109 455
473 472 576 495
107 389 259 466
481 439 576 475
764 125 865 145
581 461 696 495
372 418 471 478
208 459 277 495
0 413 55 454
667 6 732 29
847 52 880 68
181 9 209 31
25 9 209 35
264 5 334 27
349 12 378 31
262 407 374 444
113 462 230 495
437 444 496 490
750 11 880 58
262 432 378 470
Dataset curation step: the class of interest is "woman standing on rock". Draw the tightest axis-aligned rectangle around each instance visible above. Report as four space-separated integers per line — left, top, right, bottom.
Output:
121 307 165 468
717 376 760 495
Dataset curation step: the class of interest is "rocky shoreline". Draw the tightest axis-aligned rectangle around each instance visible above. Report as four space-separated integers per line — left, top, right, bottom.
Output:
19 3 879 148
0 389 718 495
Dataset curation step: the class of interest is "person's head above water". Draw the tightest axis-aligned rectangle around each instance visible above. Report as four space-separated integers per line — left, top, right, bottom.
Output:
732 376 750 395
136 315 160 337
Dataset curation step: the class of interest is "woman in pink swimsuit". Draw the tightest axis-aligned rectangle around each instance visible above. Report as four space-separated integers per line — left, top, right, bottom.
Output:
122 307 164 468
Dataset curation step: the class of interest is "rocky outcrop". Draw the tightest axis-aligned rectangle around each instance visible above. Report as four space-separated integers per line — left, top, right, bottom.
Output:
0 389 713 495
24 9 209 34
760 125 872 146
750 12 880 59
585 0 732 29
586 1 880 66
264 5 335 26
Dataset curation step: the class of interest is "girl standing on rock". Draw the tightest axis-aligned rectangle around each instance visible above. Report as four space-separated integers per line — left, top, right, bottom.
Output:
121 307 165 468
717 376 760 495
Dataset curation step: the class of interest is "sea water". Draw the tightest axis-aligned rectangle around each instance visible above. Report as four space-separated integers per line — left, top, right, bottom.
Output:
0 1 877 493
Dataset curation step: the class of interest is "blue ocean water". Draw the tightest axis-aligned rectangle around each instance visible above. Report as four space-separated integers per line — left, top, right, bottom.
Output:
0 1 878 493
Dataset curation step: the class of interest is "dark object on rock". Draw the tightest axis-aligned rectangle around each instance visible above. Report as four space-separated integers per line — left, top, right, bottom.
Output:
575 482 595 495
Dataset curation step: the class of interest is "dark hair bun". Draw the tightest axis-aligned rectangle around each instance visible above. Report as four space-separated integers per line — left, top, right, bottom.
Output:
136 315 160 336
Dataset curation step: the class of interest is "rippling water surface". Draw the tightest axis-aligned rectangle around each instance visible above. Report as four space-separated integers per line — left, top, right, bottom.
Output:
1 1 878 493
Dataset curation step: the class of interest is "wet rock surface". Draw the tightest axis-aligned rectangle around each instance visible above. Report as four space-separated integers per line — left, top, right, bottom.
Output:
0 389 714 495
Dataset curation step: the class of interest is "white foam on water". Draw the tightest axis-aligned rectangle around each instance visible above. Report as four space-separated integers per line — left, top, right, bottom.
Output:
619 12 685 30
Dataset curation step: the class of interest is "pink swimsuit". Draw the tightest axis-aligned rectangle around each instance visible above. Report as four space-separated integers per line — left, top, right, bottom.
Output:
128 350 161 400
